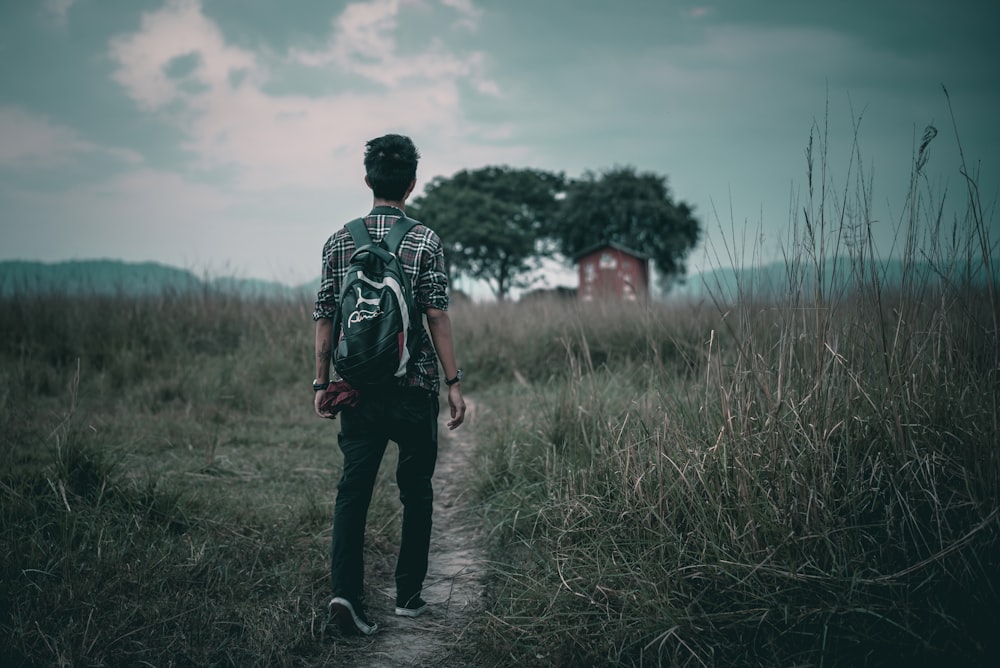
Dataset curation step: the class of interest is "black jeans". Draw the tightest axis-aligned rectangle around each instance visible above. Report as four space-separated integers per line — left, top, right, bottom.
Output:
331 386 439 603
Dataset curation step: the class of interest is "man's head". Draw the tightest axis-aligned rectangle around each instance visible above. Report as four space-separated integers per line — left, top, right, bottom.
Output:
364 134 420 201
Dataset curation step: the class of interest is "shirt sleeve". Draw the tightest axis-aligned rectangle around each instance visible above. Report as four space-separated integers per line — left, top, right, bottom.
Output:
415 230 449 312
312 235 338 321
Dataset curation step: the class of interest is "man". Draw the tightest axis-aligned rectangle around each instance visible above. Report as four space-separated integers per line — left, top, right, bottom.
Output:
312 134 466 636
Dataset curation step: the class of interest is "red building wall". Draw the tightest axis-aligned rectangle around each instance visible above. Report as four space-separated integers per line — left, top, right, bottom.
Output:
576 246 649 301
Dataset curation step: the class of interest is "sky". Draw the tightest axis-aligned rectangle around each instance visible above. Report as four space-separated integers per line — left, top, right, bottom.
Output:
1 0 998 295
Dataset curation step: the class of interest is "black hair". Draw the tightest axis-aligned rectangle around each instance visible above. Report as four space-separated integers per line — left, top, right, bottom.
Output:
364 134 420 200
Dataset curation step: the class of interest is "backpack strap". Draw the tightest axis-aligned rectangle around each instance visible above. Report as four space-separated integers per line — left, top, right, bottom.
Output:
344 218 372 249
346 215 415 254
382 215 417 254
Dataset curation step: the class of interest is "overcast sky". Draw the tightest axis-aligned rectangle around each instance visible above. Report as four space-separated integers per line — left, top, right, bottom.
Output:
1 0 997 293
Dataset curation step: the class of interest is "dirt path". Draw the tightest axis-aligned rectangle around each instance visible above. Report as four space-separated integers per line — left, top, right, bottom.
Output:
333 398 486 667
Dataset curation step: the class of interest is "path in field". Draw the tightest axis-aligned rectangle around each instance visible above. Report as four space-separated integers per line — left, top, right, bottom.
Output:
339 398 486 667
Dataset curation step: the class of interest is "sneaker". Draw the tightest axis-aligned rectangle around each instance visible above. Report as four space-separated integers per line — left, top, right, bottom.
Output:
394 594 428 618
329 596 378 636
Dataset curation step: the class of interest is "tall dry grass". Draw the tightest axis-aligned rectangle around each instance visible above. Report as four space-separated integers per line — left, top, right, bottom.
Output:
459 105 998 666
2 99 996 667
0 289 406 666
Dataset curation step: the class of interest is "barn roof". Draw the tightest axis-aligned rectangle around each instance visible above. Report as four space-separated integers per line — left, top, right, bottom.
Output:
572 241 650 263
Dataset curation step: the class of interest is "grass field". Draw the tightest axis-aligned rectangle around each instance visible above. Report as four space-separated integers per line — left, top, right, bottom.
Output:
462 287 998 665
455 115 999 666
1 292 379 665
3 119 998 666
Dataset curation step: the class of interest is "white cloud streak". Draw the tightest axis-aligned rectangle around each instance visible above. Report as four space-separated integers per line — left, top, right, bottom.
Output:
43 0 76 25
0 106 142 168
107 0 506 192
108 0 258 112
292 0 496 93
0 0 521 283
4 167 239 264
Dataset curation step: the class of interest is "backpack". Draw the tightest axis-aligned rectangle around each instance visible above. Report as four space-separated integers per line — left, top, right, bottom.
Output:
331 216 419 388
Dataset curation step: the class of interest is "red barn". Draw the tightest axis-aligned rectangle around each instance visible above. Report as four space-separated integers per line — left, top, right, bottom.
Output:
574 242 650 302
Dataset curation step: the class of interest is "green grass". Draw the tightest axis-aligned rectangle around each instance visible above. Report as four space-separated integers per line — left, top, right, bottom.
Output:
0 291 404 666
466 292 998 665
458 109 999 666
2 104 998 666
6 274 995 665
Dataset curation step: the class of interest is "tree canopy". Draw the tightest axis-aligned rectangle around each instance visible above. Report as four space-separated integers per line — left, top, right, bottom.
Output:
408 166 565 301
409 164 700 299
553 166 701 289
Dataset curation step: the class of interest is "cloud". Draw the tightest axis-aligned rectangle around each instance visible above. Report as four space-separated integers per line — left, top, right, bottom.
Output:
1 163 357 284
43 0 76 25
3 167 241 266
633 22 928 124
106 0 509 192
0 105 142 169
438 0 483 31
290 0 498 93
108 0 258 112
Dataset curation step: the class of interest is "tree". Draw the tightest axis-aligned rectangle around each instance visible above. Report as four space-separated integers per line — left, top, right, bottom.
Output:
553 166 701 291
409 166 565 301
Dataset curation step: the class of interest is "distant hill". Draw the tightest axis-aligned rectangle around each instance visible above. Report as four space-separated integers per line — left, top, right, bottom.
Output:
672 256 998 304
4 257 993 303
0 260 315 299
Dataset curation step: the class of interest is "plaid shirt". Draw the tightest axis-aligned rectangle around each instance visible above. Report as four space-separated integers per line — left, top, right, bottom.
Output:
312 206 449 392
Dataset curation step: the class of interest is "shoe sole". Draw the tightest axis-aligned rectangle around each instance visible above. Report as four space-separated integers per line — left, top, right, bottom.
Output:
329 597 378 635
394 604 427 618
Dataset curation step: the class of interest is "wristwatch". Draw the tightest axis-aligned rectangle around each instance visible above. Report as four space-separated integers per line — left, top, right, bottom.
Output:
445 369 463 386
313 379 329 391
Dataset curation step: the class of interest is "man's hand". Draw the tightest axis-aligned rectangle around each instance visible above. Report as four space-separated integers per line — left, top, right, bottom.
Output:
314 389 334 419
446 384 466 430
